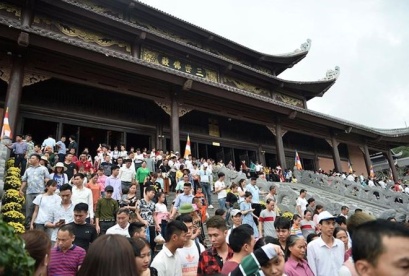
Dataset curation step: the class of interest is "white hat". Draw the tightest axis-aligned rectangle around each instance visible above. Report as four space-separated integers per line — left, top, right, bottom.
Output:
230 209 242 217
317 211 336 223
203 162 208 167
53 162 67 171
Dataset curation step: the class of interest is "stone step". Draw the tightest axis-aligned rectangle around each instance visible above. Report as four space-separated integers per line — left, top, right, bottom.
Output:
277 182 386 215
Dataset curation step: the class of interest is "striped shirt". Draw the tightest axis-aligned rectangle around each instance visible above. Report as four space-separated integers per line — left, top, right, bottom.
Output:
301 219 316 239
291 226 303 237
259 209 277 238
48 245 85 276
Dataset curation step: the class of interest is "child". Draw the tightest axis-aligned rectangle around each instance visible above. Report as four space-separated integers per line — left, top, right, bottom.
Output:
155 192 169 238
290 214 303 237
194 186 208 222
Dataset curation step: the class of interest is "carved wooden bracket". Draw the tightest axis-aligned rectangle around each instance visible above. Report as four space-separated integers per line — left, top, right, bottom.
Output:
326 138 339 148
155 101 192 117
0 59 51 86
266 125 287 137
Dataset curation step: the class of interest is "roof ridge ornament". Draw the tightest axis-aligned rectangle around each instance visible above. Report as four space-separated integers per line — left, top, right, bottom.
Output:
297 38 312 53
280 39 311 56
322 66 340 81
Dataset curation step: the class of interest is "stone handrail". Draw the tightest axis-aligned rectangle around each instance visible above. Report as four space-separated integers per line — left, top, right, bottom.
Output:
293 169 409 222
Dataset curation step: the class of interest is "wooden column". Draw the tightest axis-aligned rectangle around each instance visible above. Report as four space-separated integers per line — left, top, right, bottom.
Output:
331 135 342 173
384 150 399 182
155 122 164 150
257 145 266 166
170 94 180 153
3 55 24 139
275 122 286 170
362 144 372 177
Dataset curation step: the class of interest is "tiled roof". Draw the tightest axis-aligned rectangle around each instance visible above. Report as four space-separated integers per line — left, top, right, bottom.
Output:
1 16 408 139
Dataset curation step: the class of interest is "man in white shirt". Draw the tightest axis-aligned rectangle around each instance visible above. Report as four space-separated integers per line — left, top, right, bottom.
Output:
71 173 94 224
151 220 188 276
198 163 213 209
214 172 227 211
106 208 131 237
296 189 308 219
185 155 194 170
346 173 355 182
307 211 344 276
41 134 56 152
340 206 349 219
404 184 409 195
246 177 261 220
45 184 74 246
119 159 136 194
176 214 205 276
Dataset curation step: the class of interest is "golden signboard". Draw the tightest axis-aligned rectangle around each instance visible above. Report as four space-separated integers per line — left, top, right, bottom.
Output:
141 48 218 82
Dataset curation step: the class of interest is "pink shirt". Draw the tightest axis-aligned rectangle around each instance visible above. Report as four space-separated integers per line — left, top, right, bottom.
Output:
284 256 314 276
97 174 107 190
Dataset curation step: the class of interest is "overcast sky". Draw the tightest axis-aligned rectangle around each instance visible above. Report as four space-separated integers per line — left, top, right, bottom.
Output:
140 0 409 130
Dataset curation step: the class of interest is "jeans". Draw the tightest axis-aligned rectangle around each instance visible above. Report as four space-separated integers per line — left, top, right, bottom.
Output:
14 154 27 176
121 181 131 194
201 182 212 206
34 223 46 231
99 221 115 235
58 153 66 163
218 197 226 211
160 219 168 238
25 193 40 226
226 207 232 224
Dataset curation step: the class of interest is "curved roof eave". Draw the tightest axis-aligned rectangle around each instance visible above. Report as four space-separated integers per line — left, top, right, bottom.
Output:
275 66 339 97
128 0 312 65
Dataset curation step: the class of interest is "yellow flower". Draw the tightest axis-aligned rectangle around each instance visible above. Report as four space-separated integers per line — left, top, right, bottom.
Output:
6 158 15 168
7 166 20 174
1 202 23 212
3 189 25 205
7 222 26 234
4 177 22 190
3 210 25 223
281 211 294 220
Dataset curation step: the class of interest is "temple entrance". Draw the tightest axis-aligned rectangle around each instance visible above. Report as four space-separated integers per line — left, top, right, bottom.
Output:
21 118 58 146
265 153 278 168
126 133 151 152
302 158 316 171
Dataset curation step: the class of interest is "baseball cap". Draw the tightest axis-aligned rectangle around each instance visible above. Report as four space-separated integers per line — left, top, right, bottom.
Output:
317 211 336 223
230 209 242 217
105 186 114 192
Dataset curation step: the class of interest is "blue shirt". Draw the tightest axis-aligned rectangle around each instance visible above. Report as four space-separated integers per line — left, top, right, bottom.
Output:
22 165 50 194
11 141 27 154
197 169 210 183
173 193 194 209
56 141 66 154
245 184 260 203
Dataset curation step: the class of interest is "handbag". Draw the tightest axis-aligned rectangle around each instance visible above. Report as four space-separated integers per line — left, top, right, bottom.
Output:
154 232 165 244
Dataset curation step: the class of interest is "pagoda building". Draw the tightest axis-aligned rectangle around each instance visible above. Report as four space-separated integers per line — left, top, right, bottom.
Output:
0 0 408 180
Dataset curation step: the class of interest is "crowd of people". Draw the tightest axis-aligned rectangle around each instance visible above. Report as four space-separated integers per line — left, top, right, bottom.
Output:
5 133 409 275
312 168 409 196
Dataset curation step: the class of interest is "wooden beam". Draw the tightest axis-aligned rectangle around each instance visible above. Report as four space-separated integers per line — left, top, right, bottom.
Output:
182 79 193 91
17 32 29 47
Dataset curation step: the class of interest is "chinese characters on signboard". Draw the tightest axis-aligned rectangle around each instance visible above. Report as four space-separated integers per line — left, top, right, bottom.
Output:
158 54 206 78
